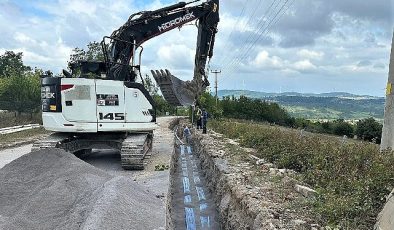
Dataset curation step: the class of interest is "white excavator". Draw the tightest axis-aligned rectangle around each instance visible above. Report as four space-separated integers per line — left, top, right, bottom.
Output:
33 0 219 170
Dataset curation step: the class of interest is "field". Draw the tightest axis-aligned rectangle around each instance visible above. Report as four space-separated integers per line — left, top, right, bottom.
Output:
217 90 385 120
210 119 394 229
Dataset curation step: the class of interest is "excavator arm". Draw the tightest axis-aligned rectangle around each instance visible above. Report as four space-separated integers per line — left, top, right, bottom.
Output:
103 0 219 106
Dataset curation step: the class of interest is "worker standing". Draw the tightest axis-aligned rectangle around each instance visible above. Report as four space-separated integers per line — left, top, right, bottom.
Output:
196 107 202 129
202 108 209 134
183 125 192 144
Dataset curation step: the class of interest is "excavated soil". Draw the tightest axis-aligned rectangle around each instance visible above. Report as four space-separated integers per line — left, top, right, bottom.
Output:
0 149 165 230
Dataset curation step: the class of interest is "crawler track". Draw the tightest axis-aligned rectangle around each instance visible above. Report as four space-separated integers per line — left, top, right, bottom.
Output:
32 132 153 170
120 133 153 170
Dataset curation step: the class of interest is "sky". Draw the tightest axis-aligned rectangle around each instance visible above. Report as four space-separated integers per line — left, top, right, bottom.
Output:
0 0 393 96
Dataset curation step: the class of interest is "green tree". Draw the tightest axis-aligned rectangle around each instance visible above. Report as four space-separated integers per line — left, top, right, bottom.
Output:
153 95 176 116
143 74 158 96
142 74 177 116
69 41 105 63
198 92 223 119
0 69 41 115
355 117 382 143
0 51 31 78
333 119 354 137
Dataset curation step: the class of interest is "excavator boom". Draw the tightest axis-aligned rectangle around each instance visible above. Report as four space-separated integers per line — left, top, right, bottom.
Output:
103 0 220 106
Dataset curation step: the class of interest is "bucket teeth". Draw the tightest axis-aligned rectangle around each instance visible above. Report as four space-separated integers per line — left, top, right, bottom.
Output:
151 69 199 106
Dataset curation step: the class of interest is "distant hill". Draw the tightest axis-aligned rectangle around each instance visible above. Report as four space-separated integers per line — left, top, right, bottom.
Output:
217 90 385 120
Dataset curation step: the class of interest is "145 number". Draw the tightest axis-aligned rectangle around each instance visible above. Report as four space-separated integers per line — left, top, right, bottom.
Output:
99 112 125 120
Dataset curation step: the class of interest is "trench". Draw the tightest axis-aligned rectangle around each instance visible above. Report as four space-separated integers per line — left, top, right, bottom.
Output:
169 130 221 230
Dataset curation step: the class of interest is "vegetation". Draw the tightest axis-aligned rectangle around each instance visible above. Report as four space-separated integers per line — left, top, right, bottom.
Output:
196 92 384 143
0 111 42 128
0 51 31 78
218 90 384 120
196 92 387 228
69 41 105 63
0 51 42 117
0 127 49 146
355 118 383 143
210 120 394 229
197 93 295 126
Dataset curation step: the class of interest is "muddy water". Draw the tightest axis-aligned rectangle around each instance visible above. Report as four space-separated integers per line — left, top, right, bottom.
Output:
171 144 220 230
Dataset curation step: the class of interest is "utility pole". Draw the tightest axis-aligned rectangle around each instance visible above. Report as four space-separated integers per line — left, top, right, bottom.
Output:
381 31 394 151
211 70 221 105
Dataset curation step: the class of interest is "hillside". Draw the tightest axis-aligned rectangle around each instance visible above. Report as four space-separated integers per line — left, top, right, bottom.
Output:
217 90 385 120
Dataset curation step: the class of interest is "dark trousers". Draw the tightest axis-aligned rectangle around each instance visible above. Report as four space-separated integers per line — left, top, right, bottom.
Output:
202 120 207 134
197 118 202 129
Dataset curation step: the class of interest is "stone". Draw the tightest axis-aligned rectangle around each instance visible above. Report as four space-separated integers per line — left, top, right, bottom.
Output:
294 184 317 198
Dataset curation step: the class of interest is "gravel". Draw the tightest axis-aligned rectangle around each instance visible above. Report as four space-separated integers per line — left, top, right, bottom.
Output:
0 148 165 230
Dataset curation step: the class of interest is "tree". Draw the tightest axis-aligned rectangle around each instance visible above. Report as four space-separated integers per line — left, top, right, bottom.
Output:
142 74 177 116
143 74 159 96
153 95 176 116
355 118 382 143
0 69 41 115
198 92 223 119
69 41 105 63
0 51 31 78
333 119 354 137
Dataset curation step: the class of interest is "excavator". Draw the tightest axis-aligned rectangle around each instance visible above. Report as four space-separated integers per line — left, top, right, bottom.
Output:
33 0 220 170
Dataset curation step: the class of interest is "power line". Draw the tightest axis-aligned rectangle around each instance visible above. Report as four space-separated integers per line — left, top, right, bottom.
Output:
224 0 294 77
217 3 247 66
217 0 266 67
224 0 284 72
219 0 281 71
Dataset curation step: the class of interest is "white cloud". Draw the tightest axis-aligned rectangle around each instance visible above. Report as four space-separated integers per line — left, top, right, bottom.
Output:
64 0 97 16
251 50 284 69
157 44 194 69
14 32 35 44
292 59 317 72
297 49 324 60
0 0 392 96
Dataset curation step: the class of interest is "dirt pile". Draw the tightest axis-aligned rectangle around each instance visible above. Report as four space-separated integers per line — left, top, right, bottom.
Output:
0 149 165 230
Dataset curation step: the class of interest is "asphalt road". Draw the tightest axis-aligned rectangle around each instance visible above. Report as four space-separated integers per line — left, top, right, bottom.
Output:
0 144 32 169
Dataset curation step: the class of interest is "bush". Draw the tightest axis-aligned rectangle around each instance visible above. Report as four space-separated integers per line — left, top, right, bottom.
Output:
210 120 394 229
355 118 382 143
0 72 41 114
333 119 354 137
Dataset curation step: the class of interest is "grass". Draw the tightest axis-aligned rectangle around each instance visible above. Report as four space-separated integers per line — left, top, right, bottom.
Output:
0 127 49 146
210 119 394 229
0 111 42 128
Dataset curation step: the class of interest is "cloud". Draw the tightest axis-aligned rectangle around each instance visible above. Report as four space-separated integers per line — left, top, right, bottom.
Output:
251 50 284 70
156 44 194 69
297 49 324 60
0 0 392 96
292 59 317 73
357 60 372 67
373 62 386 69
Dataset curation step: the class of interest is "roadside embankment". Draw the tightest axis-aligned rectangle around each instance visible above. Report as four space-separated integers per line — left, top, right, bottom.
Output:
191 129 316 229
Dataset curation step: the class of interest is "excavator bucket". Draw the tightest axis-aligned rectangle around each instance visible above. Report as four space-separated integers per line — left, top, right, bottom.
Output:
151 69 197 106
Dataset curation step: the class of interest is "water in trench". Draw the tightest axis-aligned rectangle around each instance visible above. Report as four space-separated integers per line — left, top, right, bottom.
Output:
171 144 221 230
